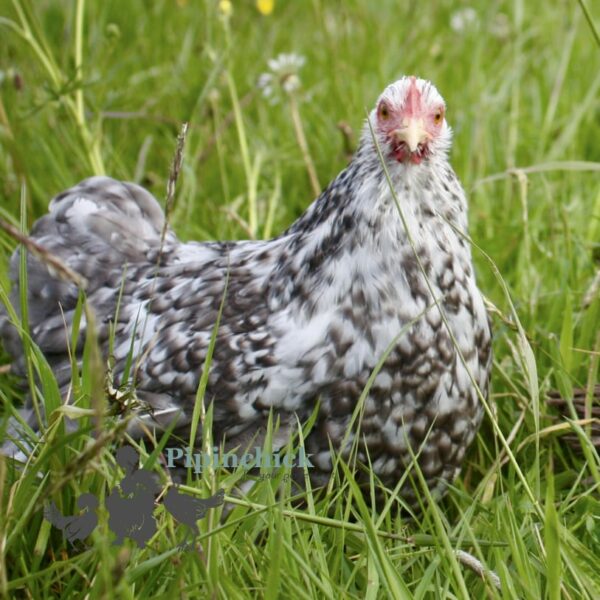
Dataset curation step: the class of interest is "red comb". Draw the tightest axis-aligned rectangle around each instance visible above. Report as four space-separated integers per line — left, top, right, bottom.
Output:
405 77 422 117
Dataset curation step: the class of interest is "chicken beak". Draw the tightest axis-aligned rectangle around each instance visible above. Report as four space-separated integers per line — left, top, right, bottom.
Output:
393 119 428 152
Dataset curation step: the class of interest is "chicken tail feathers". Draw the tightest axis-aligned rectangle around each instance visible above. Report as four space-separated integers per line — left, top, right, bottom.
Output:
1 176 175 364
0 177 180 451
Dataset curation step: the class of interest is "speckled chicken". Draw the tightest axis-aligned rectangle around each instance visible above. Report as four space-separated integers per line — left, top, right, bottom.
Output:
1 76 492 502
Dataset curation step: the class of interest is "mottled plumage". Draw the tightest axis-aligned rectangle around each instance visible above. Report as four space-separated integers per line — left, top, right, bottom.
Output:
1 77 491 502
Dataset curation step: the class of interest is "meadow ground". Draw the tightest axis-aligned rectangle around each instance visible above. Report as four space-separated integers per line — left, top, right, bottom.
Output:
0 0 599 598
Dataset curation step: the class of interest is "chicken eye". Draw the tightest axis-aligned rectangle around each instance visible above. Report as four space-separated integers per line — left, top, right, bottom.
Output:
379 103 390 120
433 110 444 125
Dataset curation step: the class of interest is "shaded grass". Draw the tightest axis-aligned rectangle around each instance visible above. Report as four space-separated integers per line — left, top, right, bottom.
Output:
0 0 599 598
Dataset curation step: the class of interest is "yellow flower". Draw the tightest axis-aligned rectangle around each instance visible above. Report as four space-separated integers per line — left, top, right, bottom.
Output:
219 0 233 17
256 0 274 16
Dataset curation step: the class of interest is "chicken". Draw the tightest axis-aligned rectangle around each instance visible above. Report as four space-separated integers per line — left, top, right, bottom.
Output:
0 76 492 503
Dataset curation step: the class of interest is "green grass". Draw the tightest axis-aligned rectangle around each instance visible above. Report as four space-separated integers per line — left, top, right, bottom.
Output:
0 0 599 598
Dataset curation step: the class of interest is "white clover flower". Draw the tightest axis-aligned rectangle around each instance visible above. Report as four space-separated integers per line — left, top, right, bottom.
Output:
257 52 306 102
450 7 478 33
